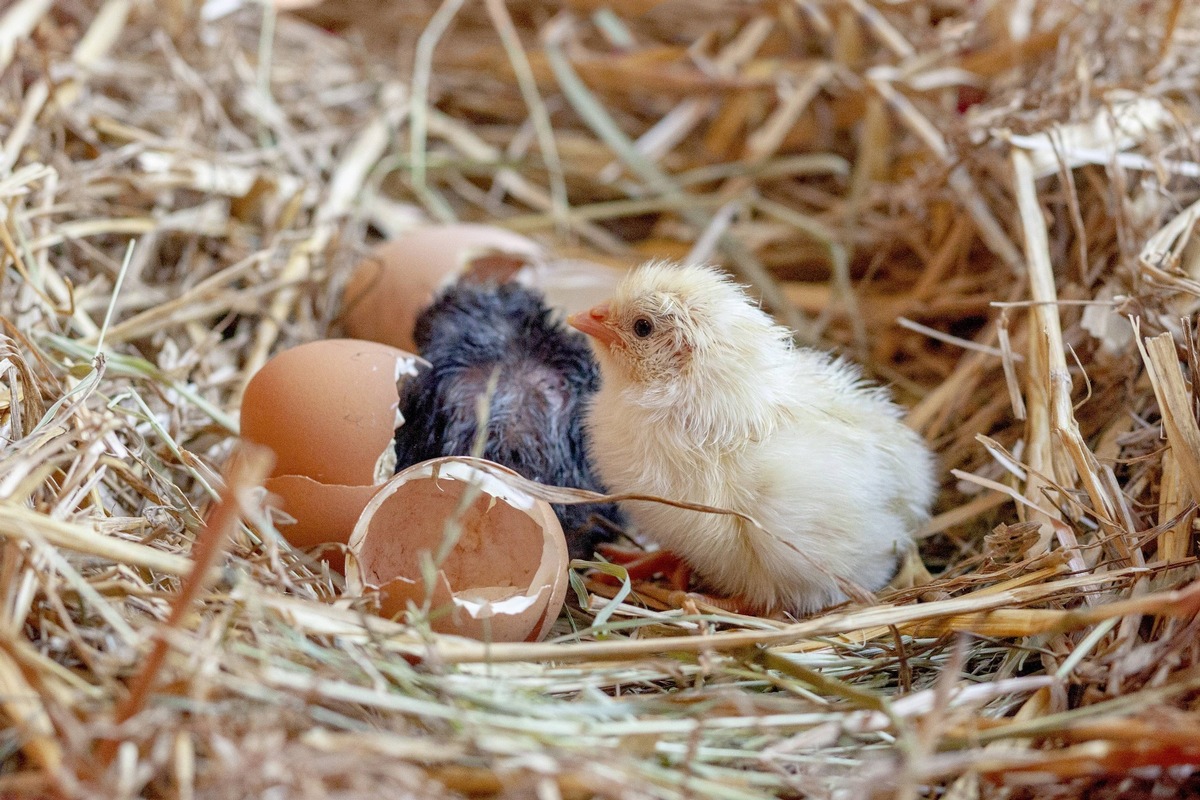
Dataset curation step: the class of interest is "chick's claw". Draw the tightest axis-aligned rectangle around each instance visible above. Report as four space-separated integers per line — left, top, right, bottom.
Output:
666 590 761 618
631 582 765 617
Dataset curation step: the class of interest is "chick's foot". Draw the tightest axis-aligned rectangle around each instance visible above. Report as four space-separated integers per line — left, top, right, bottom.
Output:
668 590 765 617
593 544 692 590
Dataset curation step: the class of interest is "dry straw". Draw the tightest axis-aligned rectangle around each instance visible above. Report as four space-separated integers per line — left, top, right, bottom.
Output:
3 0 1200 797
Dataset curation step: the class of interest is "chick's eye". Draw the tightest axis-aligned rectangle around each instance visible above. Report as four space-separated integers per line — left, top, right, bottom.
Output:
633 318 654 338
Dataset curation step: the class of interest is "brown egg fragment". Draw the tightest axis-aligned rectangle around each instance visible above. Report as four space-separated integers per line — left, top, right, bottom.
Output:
344 457 570 643
341 224 543 352
261 477 381 573
242 339 420 485
241 339 423 570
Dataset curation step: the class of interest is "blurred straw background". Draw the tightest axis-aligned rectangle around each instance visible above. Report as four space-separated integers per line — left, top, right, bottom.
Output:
4 0 1200 797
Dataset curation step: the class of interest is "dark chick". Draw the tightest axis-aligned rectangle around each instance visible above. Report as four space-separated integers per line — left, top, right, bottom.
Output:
393 282 623 559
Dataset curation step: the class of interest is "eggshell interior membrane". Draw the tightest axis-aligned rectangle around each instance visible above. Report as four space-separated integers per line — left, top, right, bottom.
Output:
346 457 569 642
341 224 543 352
240 339 420 486
515 258 628 319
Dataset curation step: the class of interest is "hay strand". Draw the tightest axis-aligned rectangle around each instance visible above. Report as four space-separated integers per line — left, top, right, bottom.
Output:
5 1 1200 796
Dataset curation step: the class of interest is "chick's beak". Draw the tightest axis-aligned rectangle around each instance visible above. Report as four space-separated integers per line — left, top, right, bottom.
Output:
568 303 619 348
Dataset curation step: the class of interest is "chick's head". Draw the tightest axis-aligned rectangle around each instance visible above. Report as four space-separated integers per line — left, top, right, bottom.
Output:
568 262 787 389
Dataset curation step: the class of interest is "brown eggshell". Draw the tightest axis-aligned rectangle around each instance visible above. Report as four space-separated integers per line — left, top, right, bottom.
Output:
264 476 383 573
344 457 569 642
240 339 421 486
342 225 543 352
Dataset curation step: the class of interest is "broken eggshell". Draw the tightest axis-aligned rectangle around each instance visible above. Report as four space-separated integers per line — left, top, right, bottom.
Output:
241 339 423 567
241 338 421 485
260 477 381 573
345 457 569 642
341 224 544 352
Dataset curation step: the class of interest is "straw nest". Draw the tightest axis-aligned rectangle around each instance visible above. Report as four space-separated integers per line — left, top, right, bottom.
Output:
4 0 1200 797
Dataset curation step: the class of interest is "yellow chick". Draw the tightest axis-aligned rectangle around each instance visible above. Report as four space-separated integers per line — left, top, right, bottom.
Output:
568 262 936 615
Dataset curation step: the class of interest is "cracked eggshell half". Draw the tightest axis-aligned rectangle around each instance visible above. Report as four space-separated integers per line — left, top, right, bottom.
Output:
241 339 423 567
341 224 543 352
260 476 381 573
345 457 569 642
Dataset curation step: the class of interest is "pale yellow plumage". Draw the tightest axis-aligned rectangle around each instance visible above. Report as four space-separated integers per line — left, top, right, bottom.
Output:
569 262 936 615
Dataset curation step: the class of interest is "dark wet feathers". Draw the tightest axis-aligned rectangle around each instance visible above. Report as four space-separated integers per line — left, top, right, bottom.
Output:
393 282 622 558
